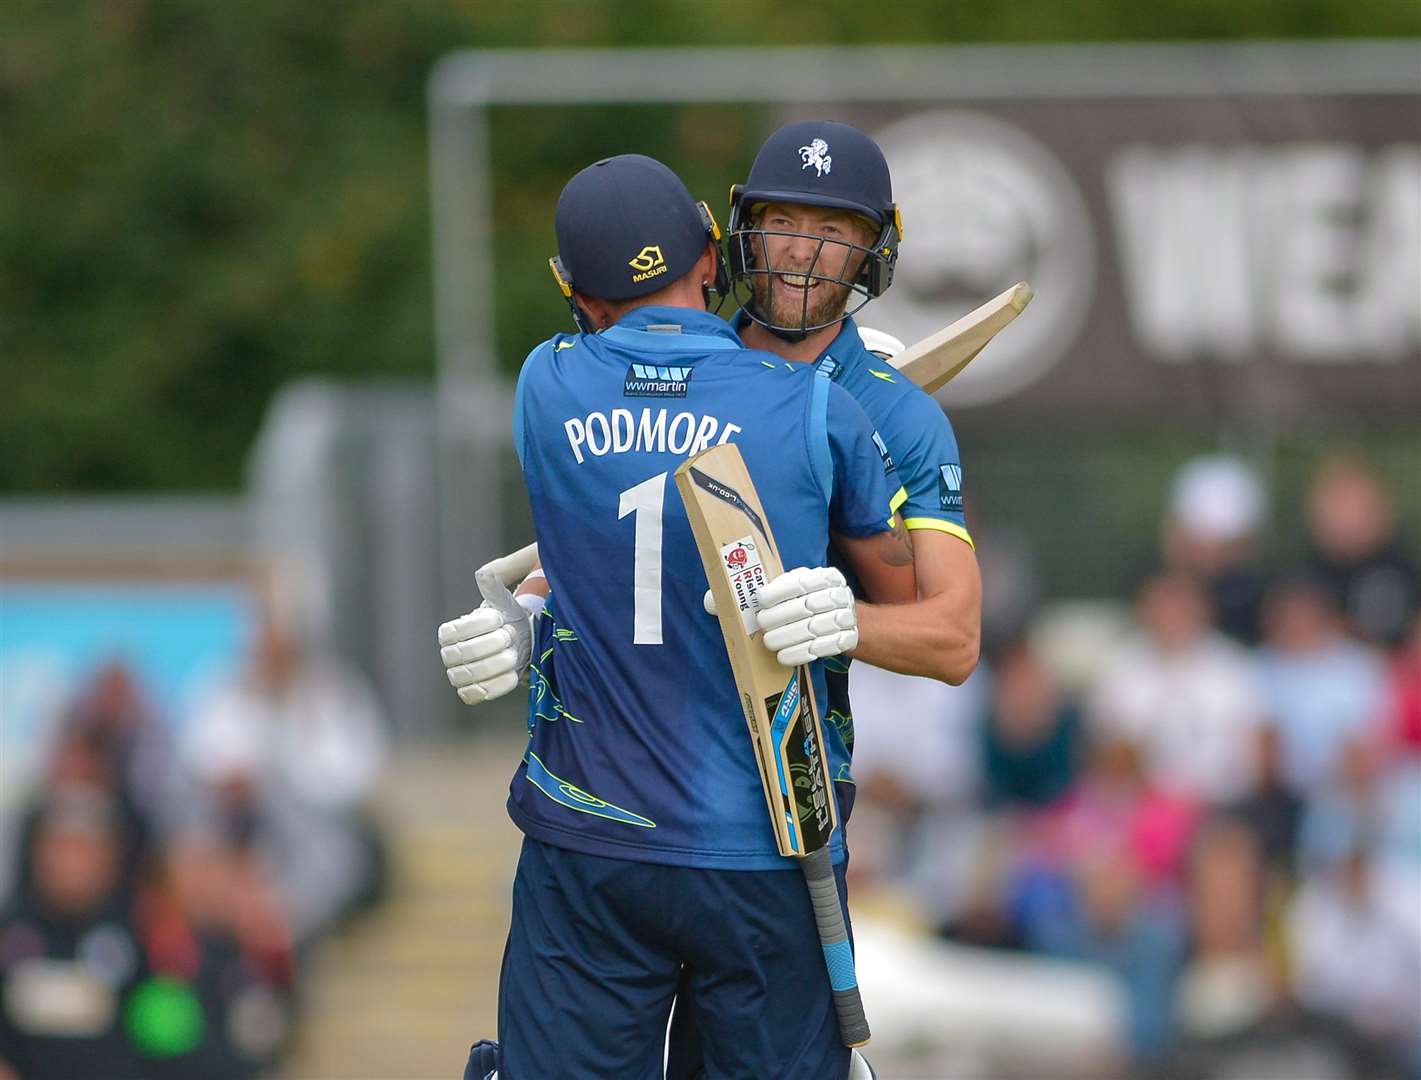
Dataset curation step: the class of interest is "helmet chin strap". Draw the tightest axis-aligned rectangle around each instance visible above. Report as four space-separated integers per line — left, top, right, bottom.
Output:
764 321 812 344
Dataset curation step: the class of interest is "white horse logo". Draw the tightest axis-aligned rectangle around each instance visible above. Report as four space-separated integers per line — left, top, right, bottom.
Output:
799 138 832 177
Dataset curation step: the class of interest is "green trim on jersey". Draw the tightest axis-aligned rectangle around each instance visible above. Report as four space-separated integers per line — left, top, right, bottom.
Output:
524 751 657 829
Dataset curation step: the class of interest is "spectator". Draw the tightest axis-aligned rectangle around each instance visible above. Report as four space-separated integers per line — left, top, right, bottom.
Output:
1010 733 1200 998
1304 453 1421 649
1229 725 1305 884
0 789 147 1079
1372 760 1421 998
65 662 181 843
9 722 152 909
182 604 390 947
847 661 987 922
1172 817 1276 1047
134 826 293 1079
1161 454 1269 645
1287 845 1421 1058
1254 576 1388 792
980 639 1083 810
1383 615 1421 756
1088 569 1266 805
966 503 1045 657
1020 847 1186 1063
1020 734 1200 895
1297 735 1382 874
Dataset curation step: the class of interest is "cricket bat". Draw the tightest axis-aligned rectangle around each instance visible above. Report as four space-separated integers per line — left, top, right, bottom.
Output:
892 280 1033 393
486 282 1033 586
673 442 869 1048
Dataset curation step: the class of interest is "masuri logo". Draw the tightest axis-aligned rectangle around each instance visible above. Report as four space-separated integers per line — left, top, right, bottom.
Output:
628 245 668 283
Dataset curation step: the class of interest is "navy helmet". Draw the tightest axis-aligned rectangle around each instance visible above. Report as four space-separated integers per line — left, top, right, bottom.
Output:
728 120 903 339
549 154 728 332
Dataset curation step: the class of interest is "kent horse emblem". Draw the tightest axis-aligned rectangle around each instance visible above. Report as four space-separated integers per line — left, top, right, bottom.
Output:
799 139 832 177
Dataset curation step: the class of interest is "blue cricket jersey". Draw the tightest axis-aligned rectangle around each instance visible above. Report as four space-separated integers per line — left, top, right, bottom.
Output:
732 311 973 826
509 307 900 870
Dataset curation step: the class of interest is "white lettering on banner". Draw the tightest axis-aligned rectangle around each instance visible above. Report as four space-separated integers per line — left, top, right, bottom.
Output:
563 408 740 463
1109 142 1421 363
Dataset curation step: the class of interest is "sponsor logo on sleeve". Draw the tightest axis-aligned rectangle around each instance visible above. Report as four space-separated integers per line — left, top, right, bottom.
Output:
624 363 692 398
871 431 895 475
938 463 964 513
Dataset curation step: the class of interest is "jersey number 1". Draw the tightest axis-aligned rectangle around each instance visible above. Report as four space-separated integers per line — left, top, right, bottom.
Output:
618 472 666 645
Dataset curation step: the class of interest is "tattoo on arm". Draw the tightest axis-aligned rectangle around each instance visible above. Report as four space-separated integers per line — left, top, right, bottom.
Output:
880 516 914 568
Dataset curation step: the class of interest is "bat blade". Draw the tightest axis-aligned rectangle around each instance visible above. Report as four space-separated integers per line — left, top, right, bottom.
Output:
890 280 1033 393
674 442 868 1047
674 448 837 859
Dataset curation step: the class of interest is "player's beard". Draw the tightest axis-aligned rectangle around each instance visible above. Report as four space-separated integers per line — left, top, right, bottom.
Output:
750 259 856 333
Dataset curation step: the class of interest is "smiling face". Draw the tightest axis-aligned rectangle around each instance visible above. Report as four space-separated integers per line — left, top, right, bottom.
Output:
746 202 877 330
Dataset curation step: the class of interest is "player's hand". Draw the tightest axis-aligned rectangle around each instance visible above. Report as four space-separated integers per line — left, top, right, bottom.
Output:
437 601 535 705
857 326 905 360
756 566 859 666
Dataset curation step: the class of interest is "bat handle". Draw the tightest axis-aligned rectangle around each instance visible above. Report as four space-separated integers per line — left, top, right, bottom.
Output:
474 542 540 628
476 542 539 590
799 846 870 1047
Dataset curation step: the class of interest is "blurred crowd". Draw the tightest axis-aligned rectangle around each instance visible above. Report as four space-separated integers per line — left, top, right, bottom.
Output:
3 450 1414 1079
851 451 1421 1080
0 604 389 1079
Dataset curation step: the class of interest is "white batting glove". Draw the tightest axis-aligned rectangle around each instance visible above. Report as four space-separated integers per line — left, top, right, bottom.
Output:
756 566 859 667
857 326 905 360
437 595 538 706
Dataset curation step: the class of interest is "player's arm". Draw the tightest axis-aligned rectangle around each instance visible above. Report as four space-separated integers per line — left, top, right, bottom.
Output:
852 529 981 684
848 389 981 684
833 514 916 604
438 345 552 705
755 385 916 666
819 383 918 603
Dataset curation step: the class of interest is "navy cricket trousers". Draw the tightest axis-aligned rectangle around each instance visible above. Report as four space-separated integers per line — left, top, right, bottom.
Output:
497 836 853 1079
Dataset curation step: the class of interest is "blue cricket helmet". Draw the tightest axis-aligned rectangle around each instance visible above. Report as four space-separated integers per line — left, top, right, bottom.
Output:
549 154 729 331
728 121 904 338
735 120 896 228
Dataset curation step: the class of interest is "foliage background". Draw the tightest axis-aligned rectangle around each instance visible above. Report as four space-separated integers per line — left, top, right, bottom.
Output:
5 0 1418 494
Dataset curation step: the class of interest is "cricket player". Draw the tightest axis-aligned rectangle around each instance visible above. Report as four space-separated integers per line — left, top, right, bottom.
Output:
727 118 980 689
442 154 914 1078
664 118 983 1080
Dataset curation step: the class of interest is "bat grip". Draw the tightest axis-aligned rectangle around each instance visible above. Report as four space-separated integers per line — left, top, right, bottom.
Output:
799 846 870 1047
474 542 539 633
477 542 539 589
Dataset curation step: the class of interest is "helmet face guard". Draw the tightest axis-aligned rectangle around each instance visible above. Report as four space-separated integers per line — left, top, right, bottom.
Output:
727 185 901 341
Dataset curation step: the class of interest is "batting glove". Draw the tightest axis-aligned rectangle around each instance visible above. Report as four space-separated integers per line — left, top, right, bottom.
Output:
755 566 859 667
437 595 538 706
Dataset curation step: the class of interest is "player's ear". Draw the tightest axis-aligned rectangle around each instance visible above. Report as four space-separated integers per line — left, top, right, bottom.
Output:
573 291 614 332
